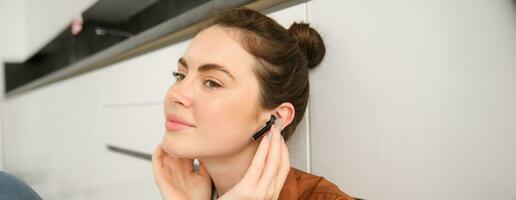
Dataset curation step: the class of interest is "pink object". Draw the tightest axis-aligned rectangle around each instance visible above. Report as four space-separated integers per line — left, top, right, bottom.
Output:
71 18 82 36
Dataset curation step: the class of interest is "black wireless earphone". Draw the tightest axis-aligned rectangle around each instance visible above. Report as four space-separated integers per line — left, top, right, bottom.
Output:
251 115 276 140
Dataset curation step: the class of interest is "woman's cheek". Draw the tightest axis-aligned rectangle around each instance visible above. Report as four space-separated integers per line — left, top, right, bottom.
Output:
196 111 247 154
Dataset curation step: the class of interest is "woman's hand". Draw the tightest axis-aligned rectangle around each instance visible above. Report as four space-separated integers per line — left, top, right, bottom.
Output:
218 120 291 200
152 143 213 200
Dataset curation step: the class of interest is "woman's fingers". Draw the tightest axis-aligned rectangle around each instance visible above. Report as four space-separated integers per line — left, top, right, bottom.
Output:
152 144 214 200
180 158 195 174
218 119 293 200
242 130 272 184
151 144 160 178
159 149 193 178
152 144 163 167
273 137 291 199
152 144 168 184
154 144 189 180
257 120 283 194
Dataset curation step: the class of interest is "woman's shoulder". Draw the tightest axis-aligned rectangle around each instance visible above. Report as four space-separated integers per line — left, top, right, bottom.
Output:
279 167 355 200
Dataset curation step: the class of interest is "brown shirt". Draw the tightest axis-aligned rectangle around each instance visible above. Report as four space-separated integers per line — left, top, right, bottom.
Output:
279 167 355 200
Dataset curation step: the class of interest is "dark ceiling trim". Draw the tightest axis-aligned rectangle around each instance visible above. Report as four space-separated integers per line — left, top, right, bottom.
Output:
106 144 152 161
5 0 297 99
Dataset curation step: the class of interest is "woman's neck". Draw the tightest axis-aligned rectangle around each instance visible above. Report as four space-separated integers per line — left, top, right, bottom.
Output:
198 140 260 197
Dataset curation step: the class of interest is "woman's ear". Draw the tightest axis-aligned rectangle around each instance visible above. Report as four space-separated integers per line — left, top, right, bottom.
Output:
273 102 295 131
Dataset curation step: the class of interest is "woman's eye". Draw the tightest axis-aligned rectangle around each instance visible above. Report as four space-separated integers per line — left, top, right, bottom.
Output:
172 71 185 81
172 71 221 89
204 78 222 89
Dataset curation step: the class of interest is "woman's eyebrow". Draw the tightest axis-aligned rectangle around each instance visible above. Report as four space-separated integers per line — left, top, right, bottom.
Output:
178 57 236 81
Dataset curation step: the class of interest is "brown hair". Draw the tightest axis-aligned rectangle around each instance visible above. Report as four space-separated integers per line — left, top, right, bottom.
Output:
202 7 325 141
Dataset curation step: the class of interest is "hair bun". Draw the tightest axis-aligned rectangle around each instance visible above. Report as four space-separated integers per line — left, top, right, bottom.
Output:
288 22 326 69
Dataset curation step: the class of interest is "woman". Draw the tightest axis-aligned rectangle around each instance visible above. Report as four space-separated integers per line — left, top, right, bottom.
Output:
152 7 355 200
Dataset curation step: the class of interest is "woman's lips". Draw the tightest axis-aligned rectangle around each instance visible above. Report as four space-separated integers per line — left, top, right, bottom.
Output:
165 120 193 131
165 114 194 131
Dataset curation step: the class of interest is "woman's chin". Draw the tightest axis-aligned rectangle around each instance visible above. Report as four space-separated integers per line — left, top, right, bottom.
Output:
163 149 193 158
161 142 196 158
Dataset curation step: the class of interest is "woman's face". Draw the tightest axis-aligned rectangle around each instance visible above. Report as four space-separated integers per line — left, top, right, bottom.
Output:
162 25 269 159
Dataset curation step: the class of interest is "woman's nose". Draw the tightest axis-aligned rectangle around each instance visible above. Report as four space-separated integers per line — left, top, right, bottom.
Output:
166 81 193 108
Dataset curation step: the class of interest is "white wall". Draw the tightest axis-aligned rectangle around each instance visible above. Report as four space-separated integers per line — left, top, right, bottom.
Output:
0 0 27 171
0 0 27 61
308 0 516 199
0 0 96 172
0 0 96 62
